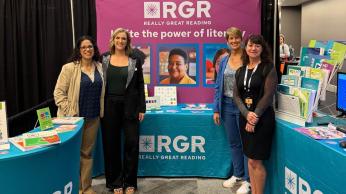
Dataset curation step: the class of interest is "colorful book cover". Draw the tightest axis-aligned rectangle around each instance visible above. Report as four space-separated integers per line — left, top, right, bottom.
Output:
277 84 293 95
52 117 83 125
320 60 336 75
295 126 346 139
22 131 60 147
308 40 329 55
281 75 300 86
326 41 346 64
36 107 53 130
9 136 41 151
301 77 320 91
287 65 311 77
301 77 321 112
300 47 323 56
53 125 77 133
300 54 329 67
292 87 311 119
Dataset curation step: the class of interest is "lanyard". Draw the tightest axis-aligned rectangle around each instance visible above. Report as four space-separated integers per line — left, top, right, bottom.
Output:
243 64 259 92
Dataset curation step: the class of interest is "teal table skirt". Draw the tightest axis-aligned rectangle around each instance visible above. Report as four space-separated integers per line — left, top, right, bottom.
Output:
0 121 84 194
93 107 346 193
266 117 346 194
93 104 232 178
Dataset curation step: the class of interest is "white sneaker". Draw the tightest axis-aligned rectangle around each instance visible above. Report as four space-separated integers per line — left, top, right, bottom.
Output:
222 176 242 188
236 181 251 194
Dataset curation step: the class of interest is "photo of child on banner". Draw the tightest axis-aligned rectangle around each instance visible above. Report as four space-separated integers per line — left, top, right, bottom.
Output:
203 44 230 85
158 45 198 85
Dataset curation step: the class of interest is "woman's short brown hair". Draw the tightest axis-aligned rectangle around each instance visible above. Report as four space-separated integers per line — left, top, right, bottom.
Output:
225 27 242 40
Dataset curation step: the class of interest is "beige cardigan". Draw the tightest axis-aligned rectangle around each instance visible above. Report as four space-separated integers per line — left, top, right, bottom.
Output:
53 61 105 117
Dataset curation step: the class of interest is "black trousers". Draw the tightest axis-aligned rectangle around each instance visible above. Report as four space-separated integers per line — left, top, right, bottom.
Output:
101 96 139 189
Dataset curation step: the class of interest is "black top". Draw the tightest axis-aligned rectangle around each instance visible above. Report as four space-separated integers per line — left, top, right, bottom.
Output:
79 69 103 118
106 65 128 95
233 63 277 118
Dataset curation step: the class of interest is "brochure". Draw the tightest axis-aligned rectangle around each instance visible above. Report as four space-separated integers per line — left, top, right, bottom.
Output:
53 125 77 133
52 117 83 125
36 107 53 130
295 126 346 140
154 86 177 106
22 131 60 147
281 75 300 86
9 136 41 152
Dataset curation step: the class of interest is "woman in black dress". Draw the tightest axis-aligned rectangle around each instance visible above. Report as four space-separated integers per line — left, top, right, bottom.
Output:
233 35 277 194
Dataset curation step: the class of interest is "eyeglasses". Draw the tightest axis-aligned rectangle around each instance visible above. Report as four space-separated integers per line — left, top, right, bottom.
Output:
80 45 94 50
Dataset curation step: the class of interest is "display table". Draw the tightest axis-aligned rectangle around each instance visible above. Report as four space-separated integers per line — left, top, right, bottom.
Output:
266 116 346 194
0 120 84 194
92 106 346 193
93 104 232 178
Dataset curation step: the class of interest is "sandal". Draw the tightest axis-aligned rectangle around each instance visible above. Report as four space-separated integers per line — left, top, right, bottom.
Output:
114 188 123 194
125 187 135 194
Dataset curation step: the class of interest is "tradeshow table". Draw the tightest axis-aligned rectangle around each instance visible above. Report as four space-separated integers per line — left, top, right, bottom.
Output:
92 107 346 193
266 116 346 194
93 104 232 178
0 121 84 194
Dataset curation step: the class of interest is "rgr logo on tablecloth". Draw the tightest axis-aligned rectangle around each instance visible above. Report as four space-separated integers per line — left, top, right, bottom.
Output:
285 166 323 194
139 135 205 153
144 1 211 19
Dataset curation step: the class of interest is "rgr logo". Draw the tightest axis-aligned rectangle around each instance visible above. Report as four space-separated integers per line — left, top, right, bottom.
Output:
139 135 205 153
285 167 323 194
52 181 72 194
144 1 211 19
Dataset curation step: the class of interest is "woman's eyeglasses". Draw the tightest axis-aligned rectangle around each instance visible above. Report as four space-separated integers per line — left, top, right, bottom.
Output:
80 45 94 50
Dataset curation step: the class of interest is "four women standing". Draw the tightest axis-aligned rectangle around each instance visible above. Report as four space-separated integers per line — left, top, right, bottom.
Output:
54 26 276 194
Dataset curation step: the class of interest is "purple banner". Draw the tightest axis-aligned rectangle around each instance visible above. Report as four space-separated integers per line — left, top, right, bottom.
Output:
96 0 261 103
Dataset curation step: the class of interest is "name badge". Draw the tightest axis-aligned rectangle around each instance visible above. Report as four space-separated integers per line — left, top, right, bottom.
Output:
245 97 253 109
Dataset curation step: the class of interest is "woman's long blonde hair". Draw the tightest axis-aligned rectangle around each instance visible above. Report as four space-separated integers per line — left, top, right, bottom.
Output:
109 27 132 55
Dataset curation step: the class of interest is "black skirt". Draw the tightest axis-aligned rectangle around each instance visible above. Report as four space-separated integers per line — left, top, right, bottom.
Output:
239 107 275 160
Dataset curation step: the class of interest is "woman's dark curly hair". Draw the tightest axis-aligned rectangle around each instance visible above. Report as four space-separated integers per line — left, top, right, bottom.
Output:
68 35 100 63
242 35 273 65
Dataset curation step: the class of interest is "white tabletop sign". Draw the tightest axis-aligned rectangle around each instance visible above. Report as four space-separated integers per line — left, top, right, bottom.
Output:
0 101 10 150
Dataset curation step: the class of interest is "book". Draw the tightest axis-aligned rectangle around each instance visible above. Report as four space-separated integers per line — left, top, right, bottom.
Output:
326 41 346 64
287 65 311 77
36 107 53 130
310 68 329 101
52 117 83 125
22 131 60 147
308 40 328 55
9 136 41 151
320 60 336 81
53 125 77 133
301 77 321 112
281 75 300 86
300 54 329 67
